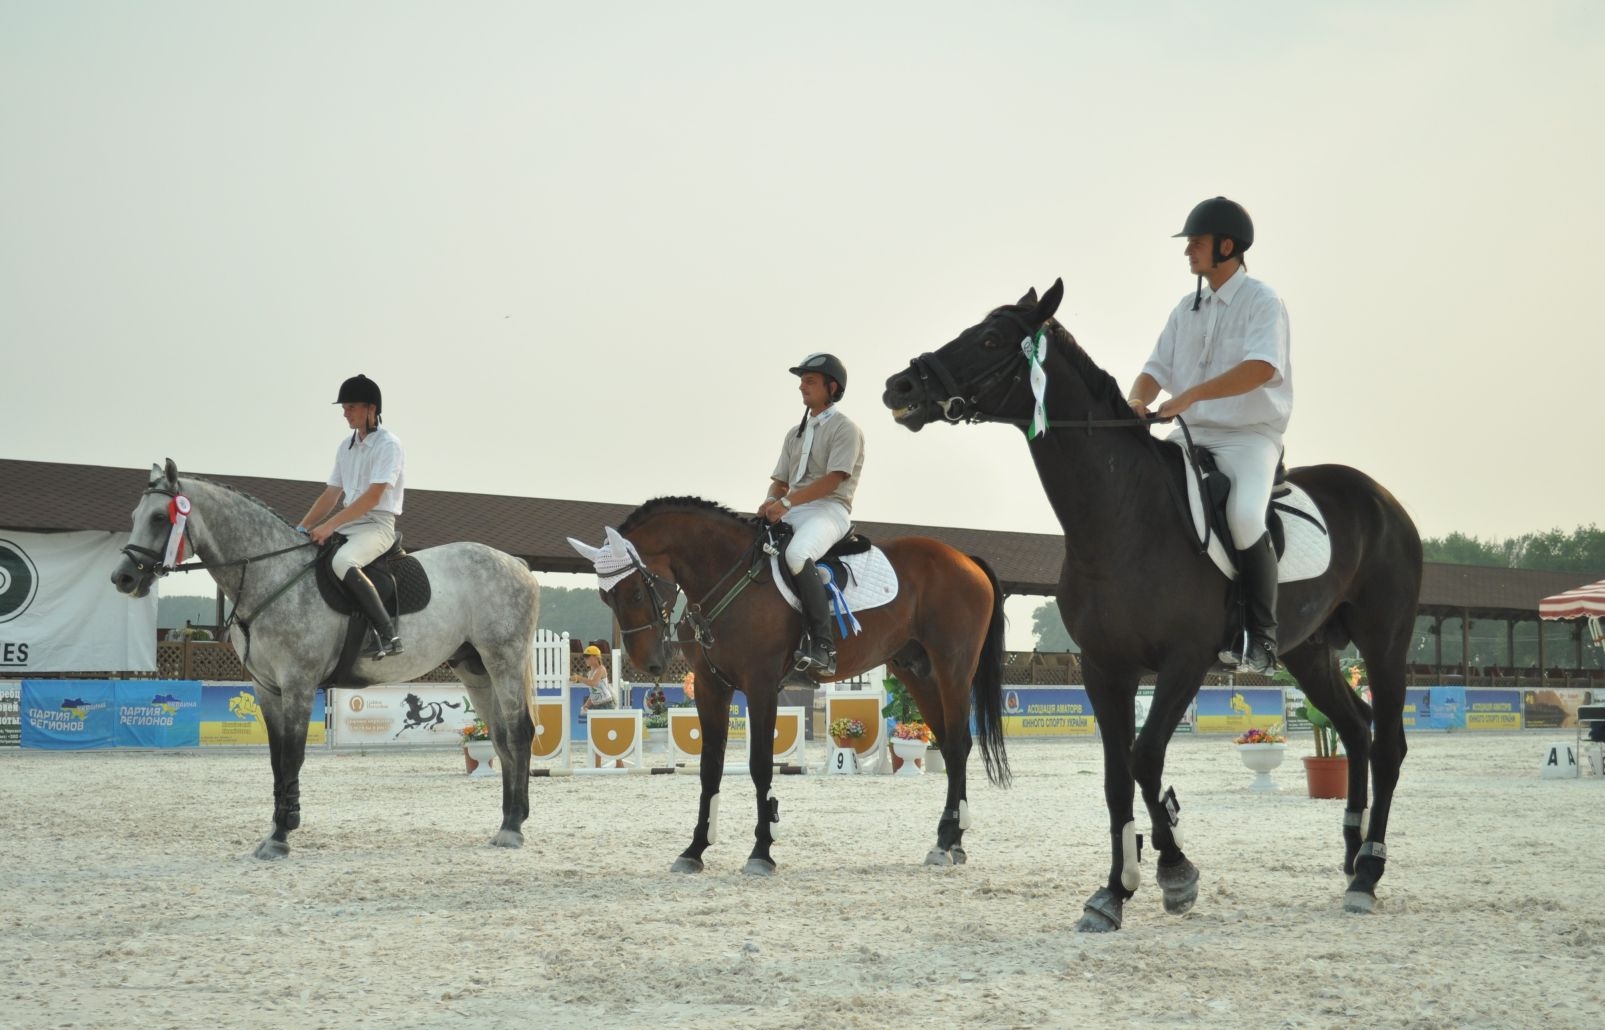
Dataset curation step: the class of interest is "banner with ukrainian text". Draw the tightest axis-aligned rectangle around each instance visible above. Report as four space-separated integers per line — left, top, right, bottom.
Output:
21 680 117 749
113 680 201 747
1 532 156 673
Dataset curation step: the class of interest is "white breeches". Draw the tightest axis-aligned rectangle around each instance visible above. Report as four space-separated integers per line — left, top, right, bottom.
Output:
331 512 398 578
1176 426 1283 547
781 501 852 575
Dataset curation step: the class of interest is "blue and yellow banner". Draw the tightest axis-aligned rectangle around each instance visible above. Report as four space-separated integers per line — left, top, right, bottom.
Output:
200 684 326 746
1000 687 1098 736
1194 687 1285 735
22 680 202 749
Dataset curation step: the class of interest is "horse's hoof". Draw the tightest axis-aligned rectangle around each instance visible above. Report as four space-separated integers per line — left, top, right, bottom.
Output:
1076 887 1123 932
1157 858 1199 915
490 830 524 849
253 838 289 861
1343 889 1377 914
924 848 954 866
670 856 704 875
742 857 777 877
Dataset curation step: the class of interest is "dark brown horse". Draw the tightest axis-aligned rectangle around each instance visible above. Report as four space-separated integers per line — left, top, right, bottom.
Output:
575 496 1010 874
882 280 1422 928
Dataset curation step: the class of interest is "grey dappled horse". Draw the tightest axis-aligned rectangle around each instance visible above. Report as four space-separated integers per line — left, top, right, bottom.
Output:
110 460 541 859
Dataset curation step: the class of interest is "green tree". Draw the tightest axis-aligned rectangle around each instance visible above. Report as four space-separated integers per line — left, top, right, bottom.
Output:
535 585 617 643
1029 599 1079 652
1420 523 1605 573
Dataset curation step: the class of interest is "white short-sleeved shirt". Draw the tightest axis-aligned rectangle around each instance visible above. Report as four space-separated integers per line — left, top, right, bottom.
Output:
327 427 406 515
769 406 866 511
1141 267 1292 435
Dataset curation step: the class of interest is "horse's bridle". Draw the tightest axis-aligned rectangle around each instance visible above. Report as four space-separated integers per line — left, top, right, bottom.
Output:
123 484 313 579
903 310 1037 425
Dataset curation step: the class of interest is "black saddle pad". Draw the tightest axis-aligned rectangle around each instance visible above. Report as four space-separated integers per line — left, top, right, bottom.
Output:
314 535 432 617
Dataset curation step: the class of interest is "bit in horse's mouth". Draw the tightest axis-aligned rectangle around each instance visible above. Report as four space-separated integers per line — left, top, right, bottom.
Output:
891 405 915 422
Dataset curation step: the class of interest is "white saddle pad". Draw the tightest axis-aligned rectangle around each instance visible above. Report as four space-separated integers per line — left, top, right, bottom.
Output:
772 546 900 618
1183 450 1332 584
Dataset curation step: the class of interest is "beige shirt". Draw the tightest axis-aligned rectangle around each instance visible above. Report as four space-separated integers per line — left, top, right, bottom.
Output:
769 405 865 511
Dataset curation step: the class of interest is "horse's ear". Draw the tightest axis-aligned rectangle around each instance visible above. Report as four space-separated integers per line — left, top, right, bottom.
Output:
1030 278 1064 324
163 458 179 488
148 463 164 485
1017 287 1039 307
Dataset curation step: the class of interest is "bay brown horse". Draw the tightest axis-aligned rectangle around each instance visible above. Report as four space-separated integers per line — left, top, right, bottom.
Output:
882 280 1422 928
577 496 1010 874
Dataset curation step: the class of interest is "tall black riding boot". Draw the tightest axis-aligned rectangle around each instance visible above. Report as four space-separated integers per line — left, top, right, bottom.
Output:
343 567 403 659
791 564 838 677
1218 533 1278 675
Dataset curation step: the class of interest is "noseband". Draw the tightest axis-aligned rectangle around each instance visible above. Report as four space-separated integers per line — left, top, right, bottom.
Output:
120 485 191 577
904 311 1038 424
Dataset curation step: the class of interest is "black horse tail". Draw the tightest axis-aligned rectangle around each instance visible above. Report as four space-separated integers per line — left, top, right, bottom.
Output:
968 554 1012 788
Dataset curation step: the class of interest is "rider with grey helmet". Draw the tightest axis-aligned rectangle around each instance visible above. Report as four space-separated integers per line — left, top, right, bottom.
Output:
296 373 407 659
1126 197 1292 676
758 353 865 677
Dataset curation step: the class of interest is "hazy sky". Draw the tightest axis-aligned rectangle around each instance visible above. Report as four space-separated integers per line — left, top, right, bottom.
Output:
5 2 1603 643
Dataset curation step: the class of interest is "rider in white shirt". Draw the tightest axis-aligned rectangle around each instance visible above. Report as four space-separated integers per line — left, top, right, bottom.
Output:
1127 198 1292 675
758 353 865 677
297 374 407 659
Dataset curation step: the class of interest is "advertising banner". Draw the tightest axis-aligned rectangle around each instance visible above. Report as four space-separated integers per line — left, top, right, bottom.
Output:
328 685 477 747
1194 687 1286 735
113 680 201 748
199 683 326 746
1405 686 1465 730
21 680 117 749
1000 686 1097 737
1520 687 1598 729
1 681 19 747
1466 688 1522 730
1 532 157 673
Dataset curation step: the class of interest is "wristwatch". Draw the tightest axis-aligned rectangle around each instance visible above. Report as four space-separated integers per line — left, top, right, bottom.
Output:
779 496 793 509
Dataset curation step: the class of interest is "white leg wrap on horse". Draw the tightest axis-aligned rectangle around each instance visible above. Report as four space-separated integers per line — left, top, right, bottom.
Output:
959 799 971 830
708 792 720 845
767 788 780 842
1120 820 1140 892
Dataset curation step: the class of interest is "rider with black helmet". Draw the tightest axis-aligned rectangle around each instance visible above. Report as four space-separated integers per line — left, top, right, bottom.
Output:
296 373 407 659
1126 197 1292 676
758 353 866 677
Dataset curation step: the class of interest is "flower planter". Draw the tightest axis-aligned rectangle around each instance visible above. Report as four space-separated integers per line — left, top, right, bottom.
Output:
890 737 927 776
1236 742 1287 792
463 740 496 777
832 735 861 750
1301 755 1348 799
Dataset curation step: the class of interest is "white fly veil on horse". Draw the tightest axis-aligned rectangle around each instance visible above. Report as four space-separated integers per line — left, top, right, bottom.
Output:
567 526 644 590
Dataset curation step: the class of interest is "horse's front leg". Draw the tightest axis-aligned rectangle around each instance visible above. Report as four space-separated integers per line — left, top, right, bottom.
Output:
1076 664 1142 932
252 682 311 860
672 687 731 874
1133 668 1209 918
740 692 782 876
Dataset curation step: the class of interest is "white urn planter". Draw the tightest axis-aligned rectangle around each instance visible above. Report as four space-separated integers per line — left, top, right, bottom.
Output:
890 737 927 776
1237 743 1287 792
464 740 497 777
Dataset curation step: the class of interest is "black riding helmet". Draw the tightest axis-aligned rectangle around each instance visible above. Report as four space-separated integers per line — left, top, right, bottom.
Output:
788 353 847 400
1174 196 1254 310
334 374 382 427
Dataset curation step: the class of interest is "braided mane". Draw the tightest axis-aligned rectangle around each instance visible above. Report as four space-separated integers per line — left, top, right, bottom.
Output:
618 495 754 535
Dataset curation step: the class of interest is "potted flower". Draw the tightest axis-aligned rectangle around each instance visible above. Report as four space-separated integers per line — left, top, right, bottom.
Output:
829 716 866 749
642 685 669 730
460 717 495 777
882 674 936 773
1233 726 1287 792
1295 693 1350 799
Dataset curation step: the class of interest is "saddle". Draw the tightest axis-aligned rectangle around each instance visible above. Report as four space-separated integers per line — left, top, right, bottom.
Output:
314 533 432 686
767 522 874 601
1186 446 1295 562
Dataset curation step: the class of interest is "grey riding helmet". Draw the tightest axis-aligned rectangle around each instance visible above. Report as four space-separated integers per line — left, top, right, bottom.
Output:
788 353 847 400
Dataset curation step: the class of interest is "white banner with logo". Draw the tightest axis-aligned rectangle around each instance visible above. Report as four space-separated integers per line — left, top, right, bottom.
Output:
0 532 156 673
328 685 483 747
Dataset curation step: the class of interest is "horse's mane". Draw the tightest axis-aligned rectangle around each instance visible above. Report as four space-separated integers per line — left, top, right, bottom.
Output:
1048 321 1128 414
618 495 754 535
183 474 297 528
